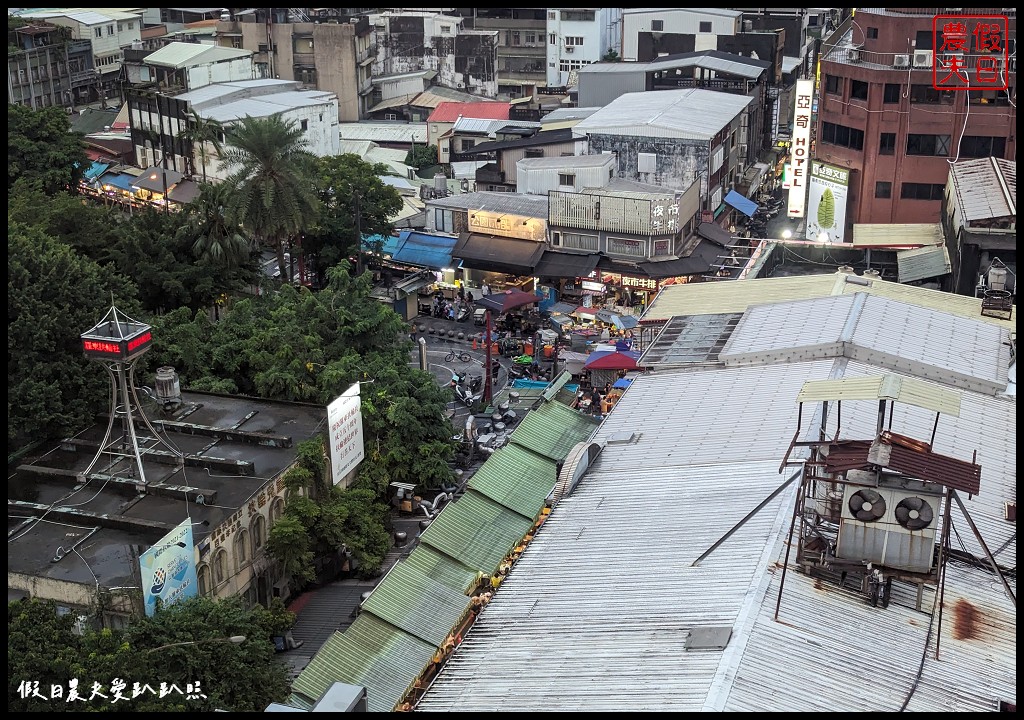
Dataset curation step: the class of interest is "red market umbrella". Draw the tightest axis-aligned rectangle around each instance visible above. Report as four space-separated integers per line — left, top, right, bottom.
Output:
476 289 539 314
584 349 642 371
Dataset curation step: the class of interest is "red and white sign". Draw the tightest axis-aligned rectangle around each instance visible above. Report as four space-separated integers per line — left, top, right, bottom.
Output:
787 79 814 219
932 15 1010 91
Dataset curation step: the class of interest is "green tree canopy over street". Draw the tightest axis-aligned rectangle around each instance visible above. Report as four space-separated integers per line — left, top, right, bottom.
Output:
8 104 88 194
8 597 292 712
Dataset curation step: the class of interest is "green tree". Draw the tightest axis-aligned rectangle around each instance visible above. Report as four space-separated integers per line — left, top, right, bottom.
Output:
177 182 254 269
266 515 316 584
8 182 123 263
219 115 320 281
178 108 224 182
601 48 621 62
306 154 403 283
7 223 140 453
817 188 836 229
8 597 291 712
405 143 437 170
8 104 88 194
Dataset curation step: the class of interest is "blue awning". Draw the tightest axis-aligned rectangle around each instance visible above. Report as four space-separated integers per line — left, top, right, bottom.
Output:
84 161 110 181
724 189 759 217
391 231 458 270
99 173 136 191
363 234 403 256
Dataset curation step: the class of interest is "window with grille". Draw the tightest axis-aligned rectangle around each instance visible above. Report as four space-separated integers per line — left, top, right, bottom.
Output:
561 232 598 251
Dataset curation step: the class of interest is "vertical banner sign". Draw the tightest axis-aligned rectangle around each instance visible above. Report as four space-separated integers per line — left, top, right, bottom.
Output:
805 161 850 243
788 79 814 218
328 383 364 486
140 519 199 617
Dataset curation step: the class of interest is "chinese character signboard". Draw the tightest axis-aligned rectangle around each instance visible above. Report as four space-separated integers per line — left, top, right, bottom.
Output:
327 383 364 486
787 79 814 218
933 14 1010 91
805 161 850 244
140 519 199 617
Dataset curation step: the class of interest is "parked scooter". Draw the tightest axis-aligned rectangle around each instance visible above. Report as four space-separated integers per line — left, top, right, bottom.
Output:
451 380 481 406
456 305 471 323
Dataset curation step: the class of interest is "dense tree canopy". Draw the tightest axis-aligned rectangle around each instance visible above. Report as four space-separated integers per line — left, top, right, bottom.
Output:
8 597 292 712
7 222 140 452
8 104 88 194
305 153 403 285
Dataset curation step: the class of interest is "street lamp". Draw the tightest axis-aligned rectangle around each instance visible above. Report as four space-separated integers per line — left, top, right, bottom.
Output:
146 635 246 653
781 230 793 240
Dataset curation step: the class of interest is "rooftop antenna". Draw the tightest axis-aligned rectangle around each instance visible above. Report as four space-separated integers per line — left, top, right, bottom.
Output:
80 305 182 494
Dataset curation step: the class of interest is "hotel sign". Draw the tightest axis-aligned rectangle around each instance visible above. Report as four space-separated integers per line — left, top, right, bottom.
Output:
787 79 814 219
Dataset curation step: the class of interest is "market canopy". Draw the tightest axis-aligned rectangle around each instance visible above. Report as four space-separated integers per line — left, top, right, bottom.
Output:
533 250 601 279
594 310 639 331
724 189 759 218
475 289 539 314
584 349 642 371
452 232 545 276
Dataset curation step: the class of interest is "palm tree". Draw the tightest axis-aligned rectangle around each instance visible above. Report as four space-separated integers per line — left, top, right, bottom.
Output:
178 182 253 268
179 108 224 182
218 115 319 281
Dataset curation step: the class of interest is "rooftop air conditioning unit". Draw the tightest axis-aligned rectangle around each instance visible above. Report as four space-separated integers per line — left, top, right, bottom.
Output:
836 477 943 574
848 47 861 63
565 45 574 53
913 50 933 68
893 54 910 68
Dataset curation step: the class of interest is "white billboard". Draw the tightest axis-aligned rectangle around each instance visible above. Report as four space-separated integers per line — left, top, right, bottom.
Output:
787 79 814 219
327 383 364 486
140 519 198 617
805 161 850 244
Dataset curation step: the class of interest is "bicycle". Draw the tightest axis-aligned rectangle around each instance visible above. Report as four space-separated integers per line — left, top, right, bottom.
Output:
445 349 472 363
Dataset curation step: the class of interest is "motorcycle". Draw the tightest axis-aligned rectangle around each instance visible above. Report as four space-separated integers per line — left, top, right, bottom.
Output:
456 305 471 323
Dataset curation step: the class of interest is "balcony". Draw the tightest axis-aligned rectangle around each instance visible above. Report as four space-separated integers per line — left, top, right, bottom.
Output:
70 68 98 86
292 51 316 67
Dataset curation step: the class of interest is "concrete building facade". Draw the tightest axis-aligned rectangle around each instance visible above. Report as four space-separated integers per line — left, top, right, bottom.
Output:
545 8 623 87
8 20 98 110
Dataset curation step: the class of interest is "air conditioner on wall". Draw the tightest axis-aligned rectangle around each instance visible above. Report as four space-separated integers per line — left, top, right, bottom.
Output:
848 47 861 63
913 50 933 68
565 45 574 53
893 54 910 68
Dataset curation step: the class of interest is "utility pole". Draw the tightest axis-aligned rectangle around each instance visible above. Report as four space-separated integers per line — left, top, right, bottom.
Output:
354 192 364 275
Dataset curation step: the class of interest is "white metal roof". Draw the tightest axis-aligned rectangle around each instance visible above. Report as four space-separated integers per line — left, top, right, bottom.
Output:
417 279 1017 713
196 91 335 123
573 88 753 141
143 42 251 69
718 293 1011 395
515 154 613 170
426 191 548 218
175 79 297 105
450 117 540 135
782 56 802 74
622 7 742 18
337 122 427 144
541 107 601 124
948 157 1016 223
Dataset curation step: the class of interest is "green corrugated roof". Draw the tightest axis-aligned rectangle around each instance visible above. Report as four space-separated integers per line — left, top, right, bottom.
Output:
419 491 533 575
468 444 558 519
509 400 598 461
291 614 435 713
361 561 469 646
403 545 482 594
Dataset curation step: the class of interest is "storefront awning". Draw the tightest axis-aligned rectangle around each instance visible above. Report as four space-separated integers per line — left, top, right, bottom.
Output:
697 222 736 248
639 240 723 278
724 189 759 218
533 250 601 279
452 232 545 276
391 231 457 270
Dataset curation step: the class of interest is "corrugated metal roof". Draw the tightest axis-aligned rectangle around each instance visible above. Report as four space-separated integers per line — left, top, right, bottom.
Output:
622 7 742 17
402 545 481 595
541 107 601 124
647 53 768 80
516 154 613 170
418 344 1016 711
418 491 534 575
337 122 427 144
948 157 1016 222
467 444 558 519
643 272 1016 331
897 245 952 283
369 93 417 112
291 615 435 713
796 375 962 416
852 223 944 247
573 88 753 141
451 117 540 134
143 42 250 69
508 401 598 461
175 78 296 105
360 561 469 646
427 101 511 123
427 191 549 218
782 55 802 74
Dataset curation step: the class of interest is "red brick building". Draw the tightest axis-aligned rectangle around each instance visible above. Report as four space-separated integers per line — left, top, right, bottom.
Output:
816 8 1016 239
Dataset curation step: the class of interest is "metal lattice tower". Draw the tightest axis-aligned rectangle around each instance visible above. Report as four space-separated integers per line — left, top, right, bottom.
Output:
80 306 180 493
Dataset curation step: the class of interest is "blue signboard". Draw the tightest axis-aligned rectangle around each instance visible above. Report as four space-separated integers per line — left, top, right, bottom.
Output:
140 519 199 616
536 285 557 313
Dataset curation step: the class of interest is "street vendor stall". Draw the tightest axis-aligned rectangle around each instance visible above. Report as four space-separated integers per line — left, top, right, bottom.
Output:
584 349 642 390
